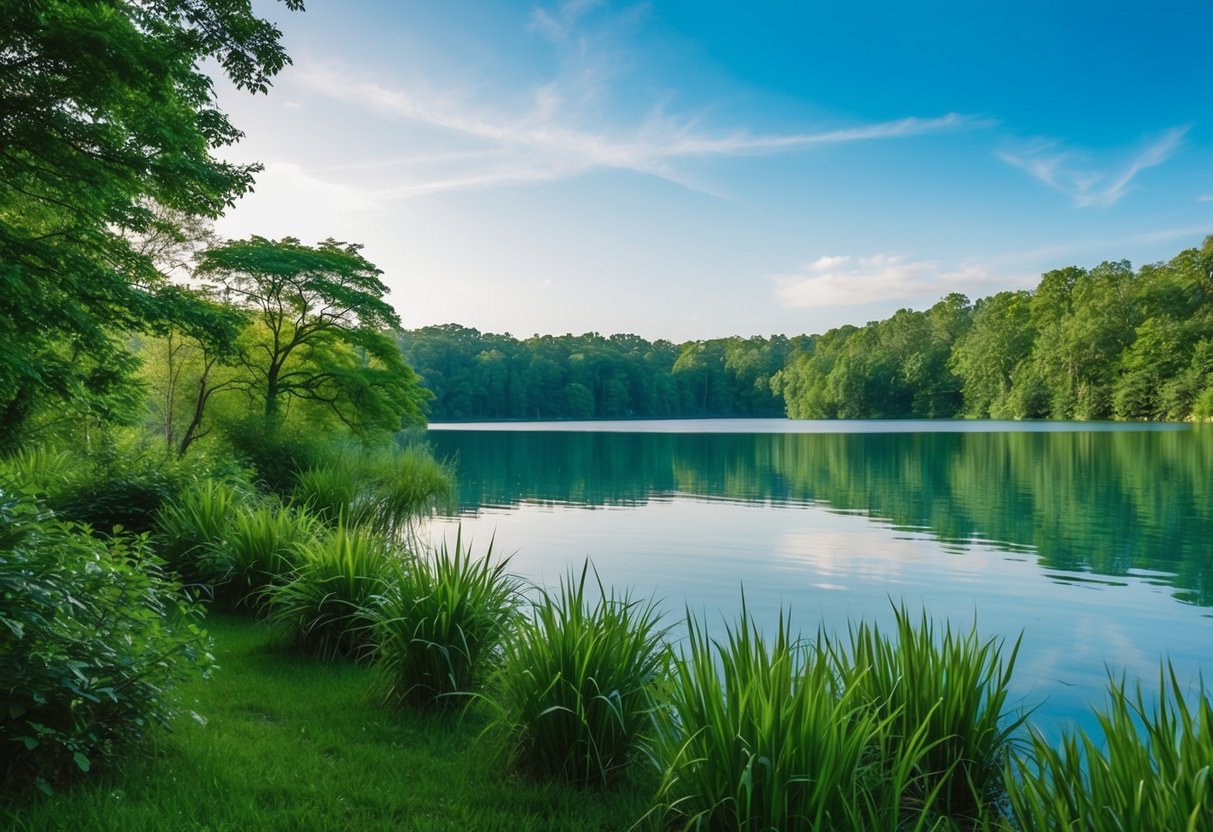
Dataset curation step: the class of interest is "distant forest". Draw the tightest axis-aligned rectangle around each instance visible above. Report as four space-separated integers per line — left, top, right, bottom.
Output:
399 237 1213 422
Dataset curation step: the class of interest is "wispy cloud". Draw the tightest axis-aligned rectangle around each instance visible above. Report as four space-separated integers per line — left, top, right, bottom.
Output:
1199 194 1213 203
528 0 604 43
772 254 1016 309
999 127 1188 207
286 1 990 200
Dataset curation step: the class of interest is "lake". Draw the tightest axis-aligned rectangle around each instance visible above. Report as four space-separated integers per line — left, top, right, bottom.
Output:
421 419 1212 735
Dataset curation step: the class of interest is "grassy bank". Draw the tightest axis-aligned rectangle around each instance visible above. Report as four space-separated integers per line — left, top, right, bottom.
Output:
2 616 651 832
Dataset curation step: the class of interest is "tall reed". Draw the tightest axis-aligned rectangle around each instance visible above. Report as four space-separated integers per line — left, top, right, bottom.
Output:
204 501 321 612
292 444 454 538
837 606 1026 824
652 605 944 832
372 533 520 709
264 522 397 661
153 479 253 586
487 564 668 786
1008 664 1213 832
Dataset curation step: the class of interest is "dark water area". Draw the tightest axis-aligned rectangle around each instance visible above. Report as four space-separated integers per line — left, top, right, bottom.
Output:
423 419 1213 734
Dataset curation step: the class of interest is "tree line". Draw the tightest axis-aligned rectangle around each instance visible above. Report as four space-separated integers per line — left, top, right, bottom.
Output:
397 327 793 420
402 238 1213 422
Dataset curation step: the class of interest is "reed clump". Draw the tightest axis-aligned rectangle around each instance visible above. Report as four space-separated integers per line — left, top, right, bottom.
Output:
486 564 668 786
372 533 521 709
1008 664 1213 832
264 521 397 661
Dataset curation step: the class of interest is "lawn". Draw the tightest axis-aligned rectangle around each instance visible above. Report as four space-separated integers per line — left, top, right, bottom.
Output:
3 616 653 832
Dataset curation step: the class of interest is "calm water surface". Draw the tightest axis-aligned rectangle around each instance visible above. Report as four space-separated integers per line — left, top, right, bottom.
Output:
423 419 1212 734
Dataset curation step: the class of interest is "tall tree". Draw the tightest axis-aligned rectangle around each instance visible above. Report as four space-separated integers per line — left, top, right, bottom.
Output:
195 236 428 432
950 291 1034 418
0 0 302 446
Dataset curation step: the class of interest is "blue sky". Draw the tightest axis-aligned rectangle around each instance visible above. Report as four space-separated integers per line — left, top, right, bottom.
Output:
215 0 1213 341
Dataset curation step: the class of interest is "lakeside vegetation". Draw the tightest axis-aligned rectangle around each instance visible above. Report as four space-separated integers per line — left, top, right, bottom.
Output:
3 3 1212 831
400 238 1213 423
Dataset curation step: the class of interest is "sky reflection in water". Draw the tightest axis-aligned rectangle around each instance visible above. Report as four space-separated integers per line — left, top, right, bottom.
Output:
421 420 1213 735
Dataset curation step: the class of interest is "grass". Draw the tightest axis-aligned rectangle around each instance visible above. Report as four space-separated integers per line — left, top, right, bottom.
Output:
1007 664 1213 832
487 564 669 786
209 501 321 612
264 522 398 661
291 444 455 539
373 533 521 709
652 608 860 831
153 479 255 587
0 617 652 832
837 606 1027 824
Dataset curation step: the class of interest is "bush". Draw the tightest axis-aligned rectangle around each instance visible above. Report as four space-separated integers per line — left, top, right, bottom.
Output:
372 533 520 709
1 439 243 534
264 522 397 661
221 416 329 495
0 490 214 792
1008 665 1213 832
652 606 916 832
836 606 1026 824
487 564 667 786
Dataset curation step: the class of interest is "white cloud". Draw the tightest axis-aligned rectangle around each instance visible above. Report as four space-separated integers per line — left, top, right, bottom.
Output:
999 127 1188 207
1199 194 1213 203
296 60 987 199
772 253 1009 309
283 1 991 201
528 0 604 44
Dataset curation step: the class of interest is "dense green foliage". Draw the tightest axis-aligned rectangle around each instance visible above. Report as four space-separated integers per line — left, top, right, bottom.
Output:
779 240 1213 420
487 565 669 786
194 236 431 432
0 0 302 447
0 491 213 792
401 238 1213 423
398 326 792 420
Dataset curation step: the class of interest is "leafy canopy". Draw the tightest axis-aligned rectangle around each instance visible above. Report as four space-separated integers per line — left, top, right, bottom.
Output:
196 236 429 432
0 0 302 445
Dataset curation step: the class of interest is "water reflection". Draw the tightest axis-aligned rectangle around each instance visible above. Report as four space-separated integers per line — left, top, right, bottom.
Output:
427 423 1213 607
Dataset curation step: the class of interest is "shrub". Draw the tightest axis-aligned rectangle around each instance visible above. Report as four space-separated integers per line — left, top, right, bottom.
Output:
836 606 1026 824
0 490 214 792
651 606 922 832
221 416 329 495
373 533 520 709
487 564 668 786
1008 665 1213 832
264 522 397 661
0 439 238 534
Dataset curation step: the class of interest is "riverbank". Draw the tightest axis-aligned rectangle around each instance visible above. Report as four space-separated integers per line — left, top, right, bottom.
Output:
2 615 650 832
